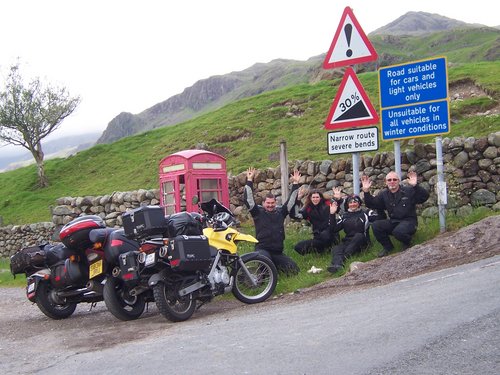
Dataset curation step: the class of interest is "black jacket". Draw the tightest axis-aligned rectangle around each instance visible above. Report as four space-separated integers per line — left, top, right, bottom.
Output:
330 209 370 240
300 201 331 236
364 184 429 222
244 181 299 253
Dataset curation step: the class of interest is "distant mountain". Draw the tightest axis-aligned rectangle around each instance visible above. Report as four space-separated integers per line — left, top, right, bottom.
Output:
92 12 498 145
96 57 323 144
0 133 100 172
369 11 480 36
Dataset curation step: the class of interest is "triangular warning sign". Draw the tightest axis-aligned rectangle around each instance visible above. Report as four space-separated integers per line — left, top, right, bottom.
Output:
324 67 379 130
323 6 378 69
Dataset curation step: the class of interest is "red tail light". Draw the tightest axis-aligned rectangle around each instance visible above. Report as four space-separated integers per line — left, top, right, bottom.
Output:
122 273 135 280
111 239 124 247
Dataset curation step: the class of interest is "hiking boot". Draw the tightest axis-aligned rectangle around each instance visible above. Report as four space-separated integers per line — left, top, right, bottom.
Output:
327 265 342 273
378 248 391 257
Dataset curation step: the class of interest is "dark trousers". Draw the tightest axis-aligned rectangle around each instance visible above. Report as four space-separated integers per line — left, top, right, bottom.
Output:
294 232 339 255
256 249 300 276
371 219 416 250
331 233 367 267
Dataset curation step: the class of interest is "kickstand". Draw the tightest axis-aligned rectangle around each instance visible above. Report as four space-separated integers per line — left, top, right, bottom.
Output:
88 302 98 312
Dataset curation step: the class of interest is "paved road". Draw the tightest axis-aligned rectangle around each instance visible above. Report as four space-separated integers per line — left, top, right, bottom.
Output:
33 255 500 375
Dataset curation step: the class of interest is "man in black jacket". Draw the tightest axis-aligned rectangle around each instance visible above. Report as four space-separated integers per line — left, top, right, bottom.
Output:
361 171 429 257
244 167 300 275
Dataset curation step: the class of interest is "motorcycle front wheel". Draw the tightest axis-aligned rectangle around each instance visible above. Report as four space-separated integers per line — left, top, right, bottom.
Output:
153 282 196 322
103 277 146 321
232 254 277 304
35 281 77 319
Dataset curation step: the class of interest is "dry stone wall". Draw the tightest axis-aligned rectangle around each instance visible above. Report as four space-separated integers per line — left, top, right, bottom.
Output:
1 132 499 258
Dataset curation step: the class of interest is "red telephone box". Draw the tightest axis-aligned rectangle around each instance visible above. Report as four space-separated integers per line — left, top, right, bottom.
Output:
159 150 230 215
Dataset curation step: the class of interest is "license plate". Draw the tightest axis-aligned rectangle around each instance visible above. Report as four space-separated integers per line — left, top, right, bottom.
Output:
27 281 35 293
89 259 103 278
145 252 156 267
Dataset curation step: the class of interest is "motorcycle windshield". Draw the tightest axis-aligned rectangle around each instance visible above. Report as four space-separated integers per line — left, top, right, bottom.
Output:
200 198 232 216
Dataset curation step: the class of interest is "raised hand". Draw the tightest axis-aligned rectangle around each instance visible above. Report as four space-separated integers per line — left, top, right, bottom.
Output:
330 200 338 214
332 186 343 200
290 170 301 184
407 171 417 186
361 175 372 192
246 167 256 181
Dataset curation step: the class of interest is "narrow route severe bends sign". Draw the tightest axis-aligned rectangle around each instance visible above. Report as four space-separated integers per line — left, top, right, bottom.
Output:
323 6 378 69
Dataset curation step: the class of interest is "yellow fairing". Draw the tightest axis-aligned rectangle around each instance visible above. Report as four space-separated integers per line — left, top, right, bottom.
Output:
203 227 258 254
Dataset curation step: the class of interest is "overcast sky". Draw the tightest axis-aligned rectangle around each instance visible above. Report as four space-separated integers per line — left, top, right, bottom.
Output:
0 0 498 143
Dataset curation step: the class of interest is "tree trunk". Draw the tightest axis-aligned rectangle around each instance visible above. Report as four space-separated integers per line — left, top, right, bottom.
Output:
32 148 48 188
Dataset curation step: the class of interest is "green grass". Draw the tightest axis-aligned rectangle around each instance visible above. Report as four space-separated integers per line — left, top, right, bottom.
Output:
0 258 26 287
2 209 496 291
0 61 498 226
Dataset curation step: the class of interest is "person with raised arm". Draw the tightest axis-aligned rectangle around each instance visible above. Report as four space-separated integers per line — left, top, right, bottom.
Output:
361 171 429 257
244 167 300 275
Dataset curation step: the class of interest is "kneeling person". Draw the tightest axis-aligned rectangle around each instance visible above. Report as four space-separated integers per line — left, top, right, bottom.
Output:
327 195 371 273
244 167 300 276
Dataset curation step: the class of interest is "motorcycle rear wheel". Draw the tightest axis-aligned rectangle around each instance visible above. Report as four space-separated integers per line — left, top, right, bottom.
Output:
232 254 277 304
153 282 196 322
103 277 146 321
35 281 77 319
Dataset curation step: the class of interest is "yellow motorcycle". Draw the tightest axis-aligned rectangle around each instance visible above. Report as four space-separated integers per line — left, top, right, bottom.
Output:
145 199 278 322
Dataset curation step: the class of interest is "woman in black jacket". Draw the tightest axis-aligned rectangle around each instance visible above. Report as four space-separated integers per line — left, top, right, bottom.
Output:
327 194 373 273
293 189 339 255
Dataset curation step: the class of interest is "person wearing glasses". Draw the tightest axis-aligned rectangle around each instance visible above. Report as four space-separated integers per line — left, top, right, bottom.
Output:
361 171 429 257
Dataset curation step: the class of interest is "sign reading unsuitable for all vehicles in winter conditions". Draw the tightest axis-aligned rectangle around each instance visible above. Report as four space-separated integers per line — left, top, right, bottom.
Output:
378 56 450 140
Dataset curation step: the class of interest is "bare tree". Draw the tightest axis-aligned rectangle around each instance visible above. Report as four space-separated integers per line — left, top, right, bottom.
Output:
0 63 80 187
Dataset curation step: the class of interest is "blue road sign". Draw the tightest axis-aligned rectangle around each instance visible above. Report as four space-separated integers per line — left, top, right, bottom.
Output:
378 57 450 140
379 57 448 108
381 100 449 140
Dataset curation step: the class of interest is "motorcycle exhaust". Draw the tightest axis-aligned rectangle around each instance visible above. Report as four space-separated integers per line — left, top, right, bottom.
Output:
86 280 103 295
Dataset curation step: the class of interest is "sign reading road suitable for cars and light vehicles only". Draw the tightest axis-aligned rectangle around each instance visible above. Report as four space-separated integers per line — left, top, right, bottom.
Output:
323 6 378 68
324 67 379 130
327 126 379 155
378 56 450 140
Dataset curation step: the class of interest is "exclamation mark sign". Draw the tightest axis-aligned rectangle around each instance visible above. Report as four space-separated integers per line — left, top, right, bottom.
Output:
344 23 353 57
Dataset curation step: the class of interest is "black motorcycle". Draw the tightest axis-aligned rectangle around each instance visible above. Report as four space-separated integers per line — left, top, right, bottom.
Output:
10 215 144 320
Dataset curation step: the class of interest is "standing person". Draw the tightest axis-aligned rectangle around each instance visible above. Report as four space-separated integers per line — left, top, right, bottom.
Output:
327 195 371 273
293 189 339 255
361 171 430 257
244 167 300 275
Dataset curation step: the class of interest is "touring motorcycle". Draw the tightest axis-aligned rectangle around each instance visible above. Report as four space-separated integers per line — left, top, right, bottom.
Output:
105 199 277 322
10 215 144 320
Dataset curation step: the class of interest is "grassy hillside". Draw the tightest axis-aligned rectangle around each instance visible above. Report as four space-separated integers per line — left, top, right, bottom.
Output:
0 61 498 225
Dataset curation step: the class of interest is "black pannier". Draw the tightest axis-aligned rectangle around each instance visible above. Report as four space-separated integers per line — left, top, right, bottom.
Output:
51 258 88 288
166 212 203 237
169 235 212 271
118 251 140 286
103 229 140 265
122 206 167 239
10 244 48 275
